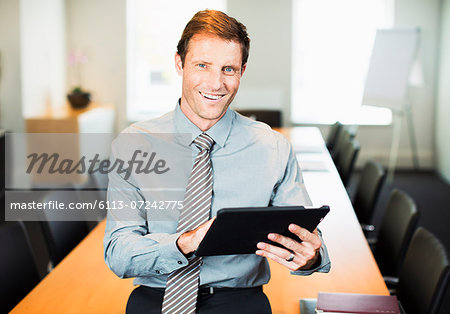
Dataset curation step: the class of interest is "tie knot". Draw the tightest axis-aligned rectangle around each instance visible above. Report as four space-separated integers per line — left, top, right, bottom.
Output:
194 133 214 151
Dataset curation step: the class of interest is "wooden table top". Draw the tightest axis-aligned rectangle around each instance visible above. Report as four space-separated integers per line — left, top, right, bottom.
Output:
12 127 388 314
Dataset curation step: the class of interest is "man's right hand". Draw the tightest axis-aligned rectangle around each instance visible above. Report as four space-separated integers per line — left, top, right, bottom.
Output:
176 217 216 255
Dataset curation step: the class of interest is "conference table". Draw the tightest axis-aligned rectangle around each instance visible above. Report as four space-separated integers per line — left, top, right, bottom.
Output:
11 127 388 314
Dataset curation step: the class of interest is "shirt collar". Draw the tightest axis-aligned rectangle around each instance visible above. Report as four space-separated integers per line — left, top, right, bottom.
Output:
173 100 233 148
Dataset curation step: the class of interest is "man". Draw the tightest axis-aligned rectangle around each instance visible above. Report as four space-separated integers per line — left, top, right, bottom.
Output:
104 9 330 314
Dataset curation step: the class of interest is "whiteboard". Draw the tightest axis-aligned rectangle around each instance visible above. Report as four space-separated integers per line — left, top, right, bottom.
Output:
361 28 420 111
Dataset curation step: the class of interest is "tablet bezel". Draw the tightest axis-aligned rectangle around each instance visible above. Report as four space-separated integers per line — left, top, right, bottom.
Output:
195 205 330 256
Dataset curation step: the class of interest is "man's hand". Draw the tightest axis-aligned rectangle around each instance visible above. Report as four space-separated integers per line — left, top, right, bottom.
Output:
176 217 216 255
255 224 322 271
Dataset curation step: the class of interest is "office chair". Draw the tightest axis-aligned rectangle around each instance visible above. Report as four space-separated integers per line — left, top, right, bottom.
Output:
39 189 90 267
396 227 449 314
352 160 386 228
331 127 355 164
371 189 419 278
326 121 343 152
236 109 282 128
78 172 109 227
0 221 40 313
1 130 5 194
336 137 360 187
92 169 109 203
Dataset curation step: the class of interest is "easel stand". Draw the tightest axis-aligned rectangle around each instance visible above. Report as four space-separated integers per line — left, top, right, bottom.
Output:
387 102 419 183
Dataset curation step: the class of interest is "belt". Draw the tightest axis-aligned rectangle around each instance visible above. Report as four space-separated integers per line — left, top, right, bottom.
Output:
146 286 262 296
198 286 262 296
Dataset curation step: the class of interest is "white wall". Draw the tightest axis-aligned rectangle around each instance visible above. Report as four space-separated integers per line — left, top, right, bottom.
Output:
0 0 66 129
436 0 450 183
0 0 446 171
393 0 440 168
227 0 441 169
228 0 292 126
66 0 126 131
20 0 67 118
301 0 440 169
0 0 23 132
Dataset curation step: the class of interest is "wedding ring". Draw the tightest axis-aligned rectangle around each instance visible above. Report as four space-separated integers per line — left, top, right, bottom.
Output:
286 252 295 262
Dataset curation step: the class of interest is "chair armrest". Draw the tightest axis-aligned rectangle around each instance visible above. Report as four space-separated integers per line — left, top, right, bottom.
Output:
384 275 399 294
361 224 376 232
366 237 377 251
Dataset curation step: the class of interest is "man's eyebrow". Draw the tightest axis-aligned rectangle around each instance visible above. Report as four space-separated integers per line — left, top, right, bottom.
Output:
190 59 211 64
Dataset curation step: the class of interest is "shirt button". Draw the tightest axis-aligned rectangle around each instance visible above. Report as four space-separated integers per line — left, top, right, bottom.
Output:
155 270 160 274
177 261 183 265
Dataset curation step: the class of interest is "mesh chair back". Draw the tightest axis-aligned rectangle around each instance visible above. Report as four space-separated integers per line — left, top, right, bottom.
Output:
331 127 355 163
0 222 40 313
397 227 449 314
326 121 343 151
40 190 89 266
1 130 5 193
353 160 386 224
374 189 419 277
236 109 282 128
336 137 360 187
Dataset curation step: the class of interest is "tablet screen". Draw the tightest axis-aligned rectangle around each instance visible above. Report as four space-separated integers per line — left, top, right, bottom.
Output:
195 205 329 256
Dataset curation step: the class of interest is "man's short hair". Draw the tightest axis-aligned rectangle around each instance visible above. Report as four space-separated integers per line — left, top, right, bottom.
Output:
177 9 250 68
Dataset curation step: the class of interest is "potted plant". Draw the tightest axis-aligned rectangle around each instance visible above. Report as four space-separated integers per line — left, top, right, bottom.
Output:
67 86 91 109
67 50 91 109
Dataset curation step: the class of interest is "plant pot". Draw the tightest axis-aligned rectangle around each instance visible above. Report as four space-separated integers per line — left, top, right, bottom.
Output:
67 92 91 109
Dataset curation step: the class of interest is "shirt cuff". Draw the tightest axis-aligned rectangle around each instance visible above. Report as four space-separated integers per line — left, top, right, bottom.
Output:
146 232 189 274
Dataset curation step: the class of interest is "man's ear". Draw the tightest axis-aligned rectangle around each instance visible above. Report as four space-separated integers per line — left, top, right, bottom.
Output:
240 63 247 77
175 53 183 76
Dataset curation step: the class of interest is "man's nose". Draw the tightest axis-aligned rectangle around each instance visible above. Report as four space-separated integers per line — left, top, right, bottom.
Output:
207 68 224 91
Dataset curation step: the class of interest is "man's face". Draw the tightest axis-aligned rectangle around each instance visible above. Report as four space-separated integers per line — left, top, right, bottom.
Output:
175 33 246 130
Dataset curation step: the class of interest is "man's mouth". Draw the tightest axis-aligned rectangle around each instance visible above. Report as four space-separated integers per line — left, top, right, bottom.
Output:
200 92 225 100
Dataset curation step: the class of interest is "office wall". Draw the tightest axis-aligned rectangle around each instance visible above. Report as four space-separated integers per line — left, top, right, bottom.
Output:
0 0 444 171
394 0 440 168
0 0 23 132
228 0 441 169
20 0 67 118
330 0 440 169
66 0 126 132
0 0 66 130
436 0 450 183
228 0 292 126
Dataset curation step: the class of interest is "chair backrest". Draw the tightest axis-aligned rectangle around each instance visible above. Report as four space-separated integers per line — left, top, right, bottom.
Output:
336 137 360 187
397 227 449 314
80 172 109 223
0 222 40 313
40 190 90 266
331 127 355 164
92 170 109 203
373 189 419 277
326 121 343 151
236 109 282 128
1 130 5 192
352 160 386 224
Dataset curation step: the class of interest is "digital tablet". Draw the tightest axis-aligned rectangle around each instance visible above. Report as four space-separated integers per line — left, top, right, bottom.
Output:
195 205 330 256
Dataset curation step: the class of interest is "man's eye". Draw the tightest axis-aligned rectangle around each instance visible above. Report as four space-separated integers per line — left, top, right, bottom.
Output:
198 64 206 69
224 67 235 74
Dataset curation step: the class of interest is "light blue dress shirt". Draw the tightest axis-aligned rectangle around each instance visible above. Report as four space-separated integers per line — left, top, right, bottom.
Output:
104 103 330 289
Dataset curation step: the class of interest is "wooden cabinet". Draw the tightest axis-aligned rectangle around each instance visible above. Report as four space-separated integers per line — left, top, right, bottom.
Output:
25 103 115 133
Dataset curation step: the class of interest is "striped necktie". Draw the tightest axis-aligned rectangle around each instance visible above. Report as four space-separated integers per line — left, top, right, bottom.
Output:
162 133 214 314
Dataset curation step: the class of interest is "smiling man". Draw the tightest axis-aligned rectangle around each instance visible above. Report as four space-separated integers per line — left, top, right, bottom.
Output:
104 10 330 314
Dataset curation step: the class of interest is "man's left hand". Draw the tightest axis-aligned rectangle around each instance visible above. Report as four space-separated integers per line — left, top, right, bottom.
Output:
255 224 322 271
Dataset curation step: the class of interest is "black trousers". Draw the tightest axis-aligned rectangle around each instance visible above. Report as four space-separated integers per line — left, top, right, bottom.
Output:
126 285 272 314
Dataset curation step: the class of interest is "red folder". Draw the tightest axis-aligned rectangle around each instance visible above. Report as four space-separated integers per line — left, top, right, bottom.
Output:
316 292 400 314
